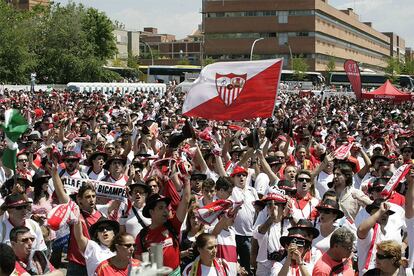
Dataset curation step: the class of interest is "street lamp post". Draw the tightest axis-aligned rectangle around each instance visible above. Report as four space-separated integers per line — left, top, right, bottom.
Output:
250 38 264 61
140 41 154 66
285 42 293 70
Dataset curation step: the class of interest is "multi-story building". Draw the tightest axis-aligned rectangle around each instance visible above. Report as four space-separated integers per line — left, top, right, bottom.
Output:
109 29 140 66
383 32 406 63
140 27 202 65
5 0 49 10
202 0 395 71
406 48 414 63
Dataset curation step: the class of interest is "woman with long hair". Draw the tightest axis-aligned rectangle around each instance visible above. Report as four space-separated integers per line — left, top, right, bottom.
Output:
332 162 370 222
182 233 228 276
180 207 205 271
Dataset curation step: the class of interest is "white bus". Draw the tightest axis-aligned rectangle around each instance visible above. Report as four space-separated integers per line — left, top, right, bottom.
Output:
329 72 414 90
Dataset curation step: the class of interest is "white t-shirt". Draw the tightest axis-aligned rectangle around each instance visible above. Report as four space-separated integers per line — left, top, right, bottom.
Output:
254 173 270 196
200 265 219 276
270 248 322 276
314 171 333 199
354 203 406 237
82 166 108 181
312 225 336 254
84 240 115 276
231 185 258 236
357 223 401 274
406 217 414 268
253 208 286 264
119 206 151 239
0 216 47 252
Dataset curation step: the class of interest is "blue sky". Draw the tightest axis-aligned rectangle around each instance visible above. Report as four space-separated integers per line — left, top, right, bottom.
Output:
57 0 414 47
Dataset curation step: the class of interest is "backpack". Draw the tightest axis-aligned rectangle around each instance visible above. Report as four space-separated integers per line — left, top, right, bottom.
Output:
138 220 179 252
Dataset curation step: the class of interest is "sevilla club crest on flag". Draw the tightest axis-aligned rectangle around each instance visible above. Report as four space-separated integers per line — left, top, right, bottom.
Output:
216 73 247 106
183 59 283 121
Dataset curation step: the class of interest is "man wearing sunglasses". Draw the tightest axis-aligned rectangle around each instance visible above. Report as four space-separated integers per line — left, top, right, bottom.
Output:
11 226 62 276
0 193 46 254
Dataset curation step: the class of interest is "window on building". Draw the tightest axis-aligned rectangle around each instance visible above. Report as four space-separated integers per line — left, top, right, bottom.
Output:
278 11 288 23
278 33 288 45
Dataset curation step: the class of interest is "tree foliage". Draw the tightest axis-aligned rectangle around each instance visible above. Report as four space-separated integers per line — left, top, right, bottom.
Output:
292 55 309 80
385 57 402 83
0 2 119 84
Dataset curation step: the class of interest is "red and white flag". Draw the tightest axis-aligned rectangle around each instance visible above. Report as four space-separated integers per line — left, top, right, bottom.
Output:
334 143 354 160
381 164 412 198
183 59 283 121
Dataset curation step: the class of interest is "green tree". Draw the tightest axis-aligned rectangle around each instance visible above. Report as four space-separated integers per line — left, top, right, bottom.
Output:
82 8 117 61
32 3 119 83
385 57 402 83
292 55 309 80
0 2 36 83
402 60 414 75
325 56 336 74
203 57 216 66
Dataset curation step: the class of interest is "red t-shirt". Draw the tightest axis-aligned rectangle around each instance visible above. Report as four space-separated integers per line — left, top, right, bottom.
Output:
95 258 140 276
312 252 354 276
15 259 55 276
134 215 182 270
68 209 103 265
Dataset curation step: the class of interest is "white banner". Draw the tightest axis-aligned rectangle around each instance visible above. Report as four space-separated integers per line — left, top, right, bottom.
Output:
62 177 128 201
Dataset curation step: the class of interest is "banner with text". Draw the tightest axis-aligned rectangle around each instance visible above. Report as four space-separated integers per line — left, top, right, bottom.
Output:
344 59 362 100
62 177 128 201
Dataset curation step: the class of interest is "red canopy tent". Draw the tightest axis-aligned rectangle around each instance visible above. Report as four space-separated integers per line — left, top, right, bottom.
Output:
362 80 414 102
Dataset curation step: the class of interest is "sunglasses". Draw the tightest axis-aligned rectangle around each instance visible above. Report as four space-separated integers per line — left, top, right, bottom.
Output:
297 177 311 183
403 151 412 154
97 225 114 232
65 159 78 163
119 243 135 249
105 147 115 150
17 159 28 163
376 253 393 260
319 209 334 214
234 174 246 177
12 205 29 210
19 237 35 243
370 187 384 193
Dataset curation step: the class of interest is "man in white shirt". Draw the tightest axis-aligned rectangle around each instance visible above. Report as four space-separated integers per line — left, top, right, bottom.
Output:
0 193 46 252
230 166 259 275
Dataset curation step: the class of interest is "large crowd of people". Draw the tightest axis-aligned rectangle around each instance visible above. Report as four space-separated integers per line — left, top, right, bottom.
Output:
0 84 413 276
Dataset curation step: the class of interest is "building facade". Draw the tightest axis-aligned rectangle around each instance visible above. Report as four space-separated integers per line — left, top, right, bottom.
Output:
109 29 140 66
202 0 393 71
383 32 406 63
140 27 202 65
6 0 49 10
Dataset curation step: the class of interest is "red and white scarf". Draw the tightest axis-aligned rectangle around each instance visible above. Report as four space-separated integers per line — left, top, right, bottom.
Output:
189 257 227 276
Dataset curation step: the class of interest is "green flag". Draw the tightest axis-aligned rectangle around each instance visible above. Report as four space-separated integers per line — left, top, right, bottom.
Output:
0 109 29 170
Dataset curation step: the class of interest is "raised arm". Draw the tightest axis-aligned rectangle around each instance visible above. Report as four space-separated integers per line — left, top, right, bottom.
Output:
357 202 388 239
256 149 278 183
176 174 191 223
357 147 372 179
47 162 70 204
73 219 88 254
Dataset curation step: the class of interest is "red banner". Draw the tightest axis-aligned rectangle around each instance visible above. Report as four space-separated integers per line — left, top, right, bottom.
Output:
380 164 412 198
334 143 354 160
344 60 362 100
